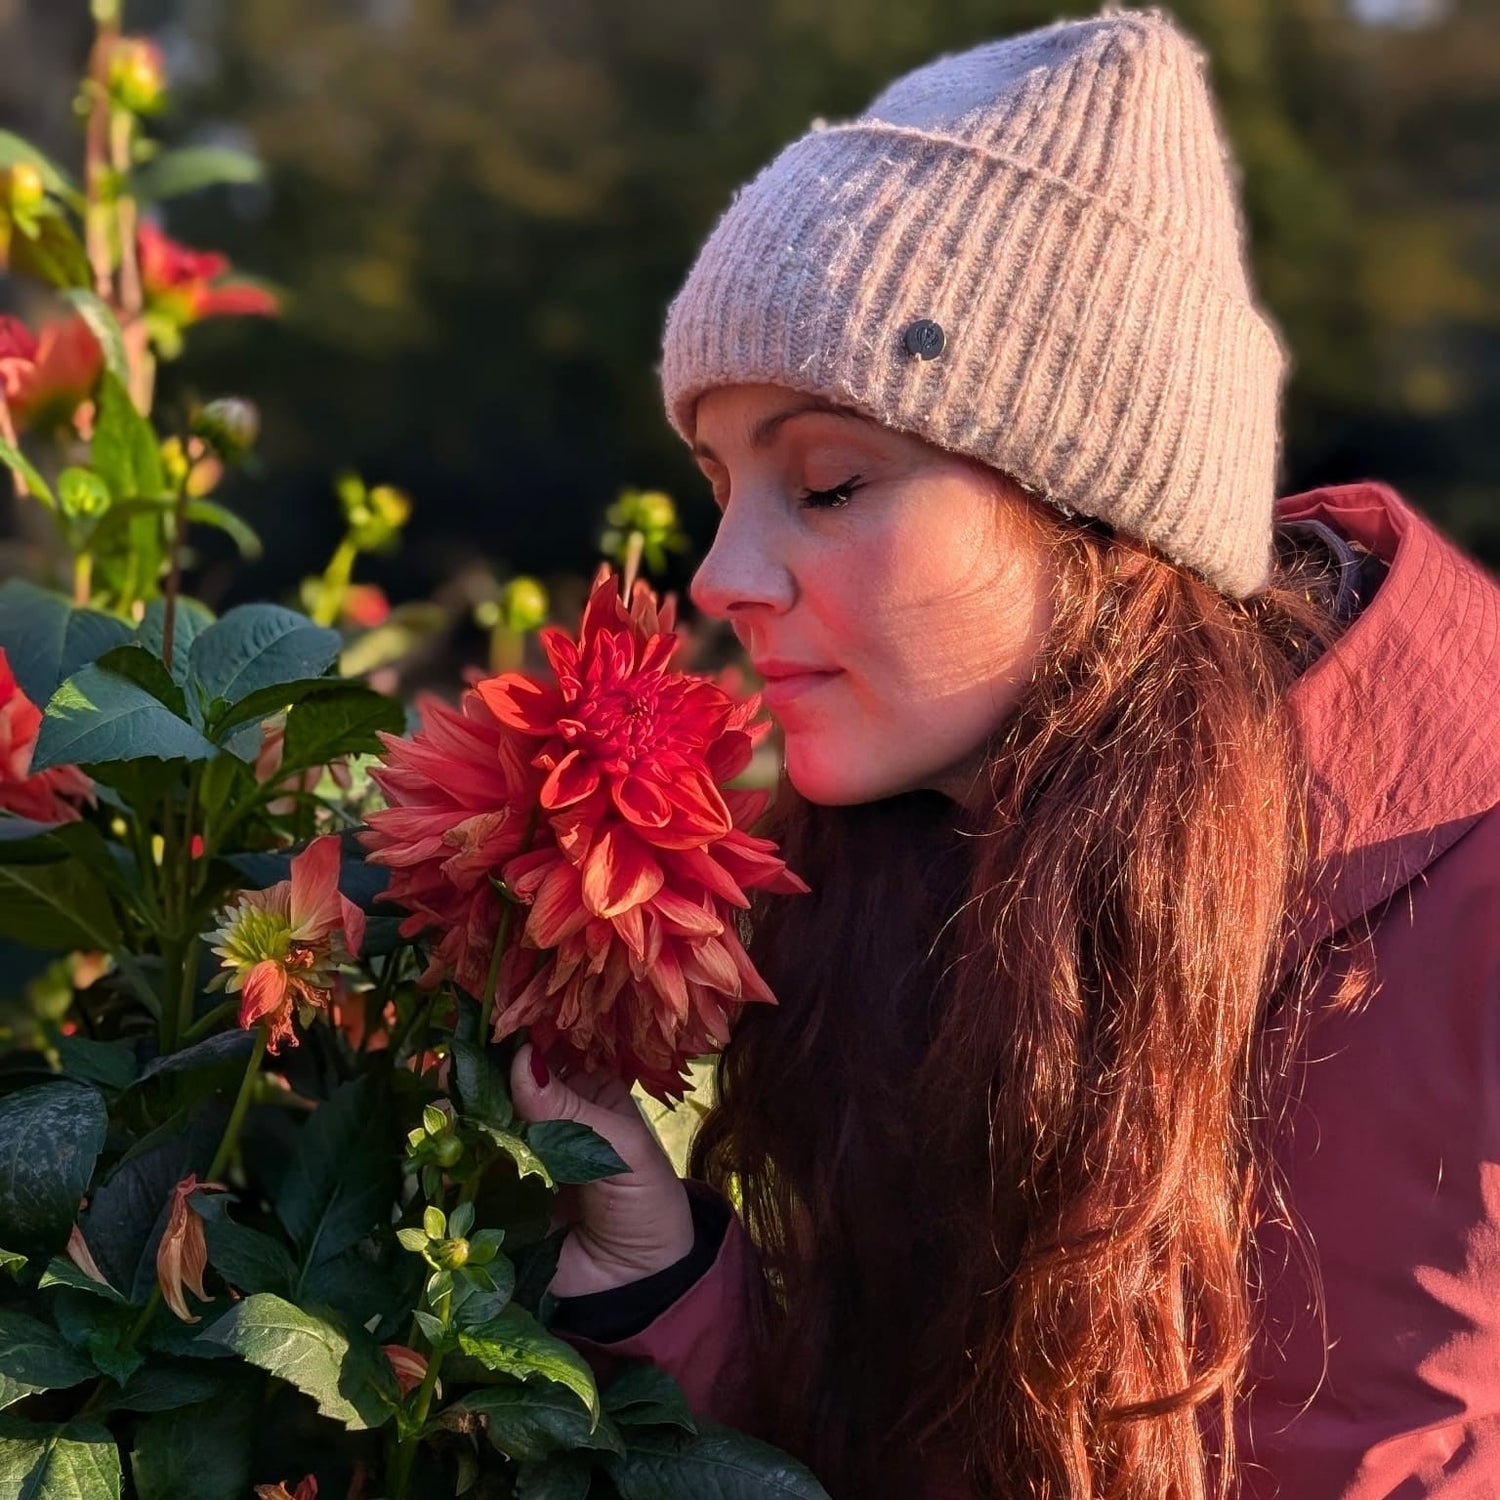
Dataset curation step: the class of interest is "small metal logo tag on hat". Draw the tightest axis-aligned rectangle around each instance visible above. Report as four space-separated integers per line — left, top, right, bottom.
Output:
903 318 945 360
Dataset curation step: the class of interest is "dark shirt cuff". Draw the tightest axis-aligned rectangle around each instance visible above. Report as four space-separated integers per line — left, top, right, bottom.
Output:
548 1190 731 1345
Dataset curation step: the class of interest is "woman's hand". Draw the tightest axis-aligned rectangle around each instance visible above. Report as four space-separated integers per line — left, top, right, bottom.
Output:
510 1042 695 1299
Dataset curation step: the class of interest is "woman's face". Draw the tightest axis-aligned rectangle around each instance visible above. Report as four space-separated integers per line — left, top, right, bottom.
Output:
688 384 1058 807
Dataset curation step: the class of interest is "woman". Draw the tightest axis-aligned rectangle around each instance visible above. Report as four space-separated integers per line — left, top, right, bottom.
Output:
510 9 1500 1498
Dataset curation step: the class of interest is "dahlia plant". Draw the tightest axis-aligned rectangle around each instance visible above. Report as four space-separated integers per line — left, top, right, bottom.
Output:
0 8 823 1500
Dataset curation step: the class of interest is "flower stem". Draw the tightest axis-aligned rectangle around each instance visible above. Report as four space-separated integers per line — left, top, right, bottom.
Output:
182 997 237 1044
621 528 645 600
476 899 516 1043
311 536 359 627
390 1348 445 1500
207 1023 268 1182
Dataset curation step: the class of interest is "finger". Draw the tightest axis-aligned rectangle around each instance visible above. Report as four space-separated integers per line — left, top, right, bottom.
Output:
511 1044 647 1154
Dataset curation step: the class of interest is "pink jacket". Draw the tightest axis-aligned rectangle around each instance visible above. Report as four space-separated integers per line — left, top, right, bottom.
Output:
573 481 1500 1498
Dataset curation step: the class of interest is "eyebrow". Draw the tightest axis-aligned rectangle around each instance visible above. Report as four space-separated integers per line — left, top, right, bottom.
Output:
690 397 857 464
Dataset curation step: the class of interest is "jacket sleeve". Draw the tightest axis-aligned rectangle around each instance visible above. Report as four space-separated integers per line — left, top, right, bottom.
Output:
549 1182 762 1427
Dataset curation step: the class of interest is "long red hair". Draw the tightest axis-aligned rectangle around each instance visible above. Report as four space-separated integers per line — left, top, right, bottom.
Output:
691 509 1378 1499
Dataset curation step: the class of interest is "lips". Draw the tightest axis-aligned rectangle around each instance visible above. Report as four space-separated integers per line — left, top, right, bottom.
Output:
754 660 843 709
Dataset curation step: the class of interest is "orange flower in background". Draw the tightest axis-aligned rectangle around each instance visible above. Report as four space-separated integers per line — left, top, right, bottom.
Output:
366 565 806 1101
0 646 93 822
206 835 366 1053
138 221 279 326
156 1174 226 1322
361 690 543 998
0 313 102 435
340 583 391 629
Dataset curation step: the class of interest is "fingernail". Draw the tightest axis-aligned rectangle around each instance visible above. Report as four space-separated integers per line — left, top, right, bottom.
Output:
529 1050 550 1089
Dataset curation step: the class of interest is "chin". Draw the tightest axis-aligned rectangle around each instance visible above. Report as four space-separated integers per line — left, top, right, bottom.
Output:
783 739 906 807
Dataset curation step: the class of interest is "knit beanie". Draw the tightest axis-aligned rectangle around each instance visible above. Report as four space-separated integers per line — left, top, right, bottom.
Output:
659 6 1289 597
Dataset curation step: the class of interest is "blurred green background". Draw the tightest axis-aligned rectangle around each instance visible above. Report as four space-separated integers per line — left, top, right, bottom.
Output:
1 0 1495 631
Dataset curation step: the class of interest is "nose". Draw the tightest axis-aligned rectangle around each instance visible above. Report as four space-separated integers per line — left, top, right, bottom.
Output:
689 499 796 621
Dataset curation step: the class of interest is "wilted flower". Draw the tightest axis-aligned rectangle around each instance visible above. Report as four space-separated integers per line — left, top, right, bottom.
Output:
0 646 93 822
0 314 102 436
138 222 279 330
65 1222 111 1289
254 1479 318 1500
206 835 366 1054
367 565 805 1100
383 1344 428 1397
156 1174 226 1322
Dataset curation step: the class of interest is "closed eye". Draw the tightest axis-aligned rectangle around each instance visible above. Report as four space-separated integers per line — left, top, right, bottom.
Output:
799 476 862 510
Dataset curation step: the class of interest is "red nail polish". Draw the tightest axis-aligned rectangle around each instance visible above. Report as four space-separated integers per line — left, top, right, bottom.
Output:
529 1050 550 1088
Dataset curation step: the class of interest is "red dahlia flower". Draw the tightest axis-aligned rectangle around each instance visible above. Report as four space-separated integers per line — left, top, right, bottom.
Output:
138 222 279 326
0 314 103 436
0 646 93 822
364 565 805 1101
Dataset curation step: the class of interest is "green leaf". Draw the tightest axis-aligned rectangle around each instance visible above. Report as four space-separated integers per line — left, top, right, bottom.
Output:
456 1305 599 1425
49 1289 143 1386
116 1031 255 1141
38 1257 126 1301
0 1083 107 1257
188 605 340 711
31 665 216 771
451 1026 514 1134
8 217 91 290
0 1309 98 1409
0 438 55 507
1 1248 26 1277
604 1424 833 1500
208 675 357 741
92 644 189 720
183 499 262 560
196 1293 399 1430
603 1365 698 1435
526 1122 629 1186
0 1416 122 1499
274 1076 395 1273
0 858 122 953
90 373 165 503
489 1131 555 1188
461 1381 625 1462
199 1206 296 1297
54 1037 137 1094
280 683 403 771
128 146 264 201
58 291 129 386
128 1386 256 1500
131 599 215 689
516 1454 594 1500
0 581 131 708
104 1360 227 1414
0 132 80 198
510 1230 567 1316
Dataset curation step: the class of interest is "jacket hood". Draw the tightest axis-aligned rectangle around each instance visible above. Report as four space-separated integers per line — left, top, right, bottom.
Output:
1278 481 1500 963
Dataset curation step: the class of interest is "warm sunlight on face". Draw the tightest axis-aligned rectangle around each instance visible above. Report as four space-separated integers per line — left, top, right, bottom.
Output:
688 384 1058 807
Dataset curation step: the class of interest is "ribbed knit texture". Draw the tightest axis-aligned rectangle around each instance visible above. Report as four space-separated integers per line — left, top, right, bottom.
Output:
659 6 1290 597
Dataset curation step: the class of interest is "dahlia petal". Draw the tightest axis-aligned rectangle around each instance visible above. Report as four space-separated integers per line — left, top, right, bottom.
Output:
524 858 588 947
646 943 690 1023
476 672 565 735
287 835 345 941
541 749 602 810
612 774 673 829
666 844 751 908
338 894 366 959
648 886 723 937
723 788 770 827
681 935 741 994
613 902 646 961
719 921 777 1004
706 729 754 784
581 825 664 919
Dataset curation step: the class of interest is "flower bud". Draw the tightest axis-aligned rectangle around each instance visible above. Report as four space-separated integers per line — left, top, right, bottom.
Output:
431 1134 463 1169
498 576 549 635
191 397 260 462
3 163 45 219
433 1236 470 1270
57 467 112 522
108 37 167 114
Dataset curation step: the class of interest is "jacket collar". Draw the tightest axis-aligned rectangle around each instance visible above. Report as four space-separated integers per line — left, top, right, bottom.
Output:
1278 481 1500 961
